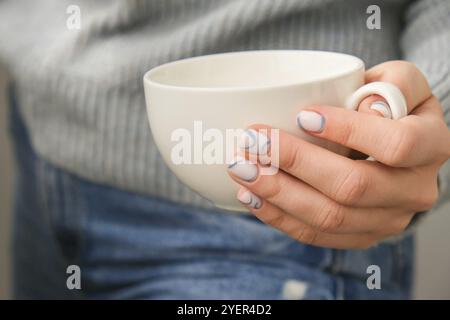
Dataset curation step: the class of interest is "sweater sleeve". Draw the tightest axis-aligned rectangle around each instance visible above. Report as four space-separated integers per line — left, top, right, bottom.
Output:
401 0 450 210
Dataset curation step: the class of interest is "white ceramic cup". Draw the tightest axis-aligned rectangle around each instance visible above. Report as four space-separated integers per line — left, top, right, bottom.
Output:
144 50 407 211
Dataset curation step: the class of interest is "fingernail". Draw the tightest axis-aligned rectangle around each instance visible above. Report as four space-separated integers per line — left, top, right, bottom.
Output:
237 188 262 209
370 101 392 119
239 129 270 154
227 155 258 181
296 111 325 132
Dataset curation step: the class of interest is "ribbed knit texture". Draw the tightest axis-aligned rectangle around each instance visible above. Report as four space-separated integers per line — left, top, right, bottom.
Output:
0 0 449 210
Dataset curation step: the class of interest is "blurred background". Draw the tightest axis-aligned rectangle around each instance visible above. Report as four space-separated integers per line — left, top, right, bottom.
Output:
0 64 449 299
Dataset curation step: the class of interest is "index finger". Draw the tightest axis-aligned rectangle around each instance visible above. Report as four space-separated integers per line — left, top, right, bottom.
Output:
296 106 432 167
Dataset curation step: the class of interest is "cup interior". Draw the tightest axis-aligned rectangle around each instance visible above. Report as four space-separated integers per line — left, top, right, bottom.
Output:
146 50 364 90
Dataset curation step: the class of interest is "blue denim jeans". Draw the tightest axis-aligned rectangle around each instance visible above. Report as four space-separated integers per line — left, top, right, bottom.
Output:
9 88 414 299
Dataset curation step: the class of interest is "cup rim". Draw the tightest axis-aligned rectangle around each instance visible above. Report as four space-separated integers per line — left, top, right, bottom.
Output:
143 50 365 92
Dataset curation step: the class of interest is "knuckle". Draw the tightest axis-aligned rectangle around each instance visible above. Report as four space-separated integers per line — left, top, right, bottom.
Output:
256 176 282 201
375 212 412 237
283 145 302 172
388 217 411 236
294 228 319 246
314 201 345 232
337 117 358 146
383 126 417 166
333 166 369 205
415 186 439 211
266 213 286 230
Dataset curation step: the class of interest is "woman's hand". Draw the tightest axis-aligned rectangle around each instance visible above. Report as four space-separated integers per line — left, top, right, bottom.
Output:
228 61 450 249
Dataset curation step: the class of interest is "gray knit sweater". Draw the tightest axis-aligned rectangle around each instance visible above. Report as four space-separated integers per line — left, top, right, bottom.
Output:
0 0 449 210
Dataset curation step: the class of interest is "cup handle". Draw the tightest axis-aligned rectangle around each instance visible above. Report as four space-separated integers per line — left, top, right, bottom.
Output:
346 81 408 161
346 81 408 119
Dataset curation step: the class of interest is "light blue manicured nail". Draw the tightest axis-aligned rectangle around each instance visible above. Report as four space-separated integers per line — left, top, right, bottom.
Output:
237 189 262 209
227 156 258 181
296 111 325 132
